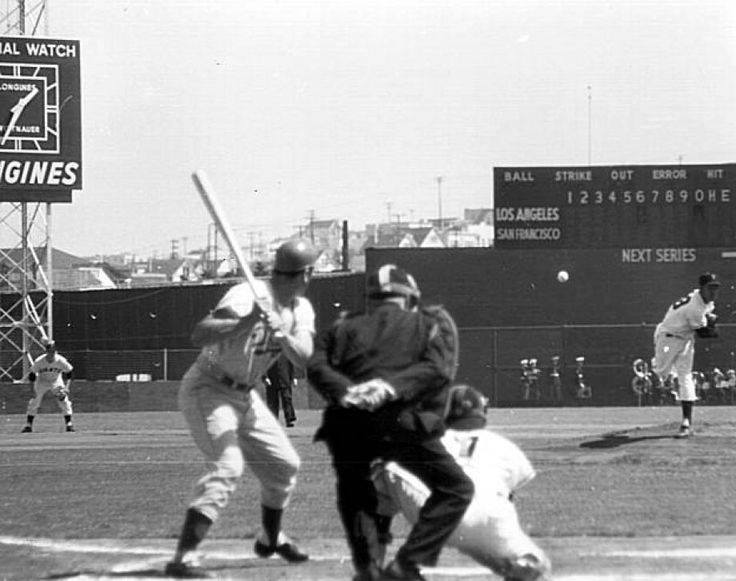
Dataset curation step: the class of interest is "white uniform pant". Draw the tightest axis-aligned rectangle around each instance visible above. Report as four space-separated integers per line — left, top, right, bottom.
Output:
178 365 301 523
26 383 72 416
653 333 697 401
374 461 551 581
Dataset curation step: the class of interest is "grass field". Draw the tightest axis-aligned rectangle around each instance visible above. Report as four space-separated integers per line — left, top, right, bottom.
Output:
1 405 736 580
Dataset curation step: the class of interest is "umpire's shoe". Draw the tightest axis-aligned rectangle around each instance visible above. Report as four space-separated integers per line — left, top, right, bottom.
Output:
254 536 309 563
164 561 211 578
381 559 426 581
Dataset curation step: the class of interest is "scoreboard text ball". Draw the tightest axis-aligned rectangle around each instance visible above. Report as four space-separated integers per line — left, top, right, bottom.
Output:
493 164 735 249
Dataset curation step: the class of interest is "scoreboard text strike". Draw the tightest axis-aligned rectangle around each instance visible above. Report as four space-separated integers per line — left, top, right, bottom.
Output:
493 164 735 250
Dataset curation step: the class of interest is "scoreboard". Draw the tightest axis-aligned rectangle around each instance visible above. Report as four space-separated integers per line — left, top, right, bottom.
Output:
493 163 736 249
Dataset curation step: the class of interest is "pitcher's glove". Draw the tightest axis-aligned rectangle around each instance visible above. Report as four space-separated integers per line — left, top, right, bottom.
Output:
696 313 718 338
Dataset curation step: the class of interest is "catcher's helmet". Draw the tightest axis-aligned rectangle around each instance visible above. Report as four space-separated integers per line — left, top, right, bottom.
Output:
444 384 488 429
367 264 420 299
274 239 317 274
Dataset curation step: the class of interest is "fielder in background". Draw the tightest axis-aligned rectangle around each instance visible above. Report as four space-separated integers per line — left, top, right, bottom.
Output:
308 264 473 581
263 354 298 427
372 385 551 581
653 272 721 438
21 340 75 433
165 239 317 579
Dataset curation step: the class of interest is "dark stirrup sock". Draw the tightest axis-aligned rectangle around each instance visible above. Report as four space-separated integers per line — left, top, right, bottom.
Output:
176 508 213 554
261 505 283 546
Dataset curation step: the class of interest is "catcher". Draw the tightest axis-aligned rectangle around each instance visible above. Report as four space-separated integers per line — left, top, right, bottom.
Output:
372 385 551 581
21 340 75 433
653 272 721 438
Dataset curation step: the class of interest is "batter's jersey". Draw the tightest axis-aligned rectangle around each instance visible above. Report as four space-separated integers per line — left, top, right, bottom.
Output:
440 428 536 498
654 288 714 339
199 280 315 386
30 353 73 389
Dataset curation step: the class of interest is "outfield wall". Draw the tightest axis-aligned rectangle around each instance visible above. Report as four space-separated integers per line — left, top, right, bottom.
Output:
0 380 315 415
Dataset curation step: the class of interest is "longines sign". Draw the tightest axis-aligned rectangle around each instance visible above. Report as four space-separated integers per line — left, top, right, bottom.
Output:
0 36 81 202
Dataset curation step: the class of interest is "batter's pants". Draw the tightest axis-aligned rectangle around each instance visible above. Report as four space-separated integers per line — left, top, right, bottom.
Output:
178 365 301 523
653 332 697 401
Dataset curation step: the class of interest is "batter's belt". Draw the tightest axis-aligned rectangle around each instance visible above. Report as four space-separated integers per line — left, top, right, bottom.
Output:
195 357 255 392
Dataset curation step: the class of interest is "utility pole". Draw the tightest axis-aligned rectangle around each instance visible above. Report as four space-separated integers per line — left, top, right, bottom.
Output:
436 176 444 230
308 210 315 244
587 85 592 166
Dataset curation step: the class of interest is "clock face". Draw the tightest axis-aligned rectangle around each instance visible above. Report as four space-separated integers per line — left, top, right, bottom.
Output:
0 63 59 154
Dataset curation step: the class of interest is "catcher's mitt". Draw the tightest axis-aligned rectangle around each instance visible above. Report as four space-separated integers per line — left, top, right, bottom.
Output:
696 314 718 339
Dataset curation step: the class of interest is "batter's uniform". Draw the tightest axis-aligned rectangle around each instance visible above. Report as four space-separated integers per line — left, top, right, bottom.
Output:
653 288 715 402
166 238 317 579
373 429 551 581
24 350 74 430
179 278 313 522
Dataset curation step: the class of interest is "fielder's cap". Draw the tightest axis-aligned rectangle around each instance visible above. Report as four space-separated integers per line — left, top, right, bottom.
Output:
274 239 318 274
698 272 721 287
444 384 488 430
44 340 56 349
367 264 421 299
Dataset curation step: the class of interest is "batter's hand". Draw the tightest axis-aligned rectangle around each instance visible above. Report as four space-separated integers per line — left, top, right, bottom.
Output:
261 309 287 338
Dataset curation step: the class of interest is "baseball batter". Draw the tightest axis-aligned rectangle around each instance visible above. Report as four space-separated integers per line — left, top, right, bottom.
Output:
21 340 74 433
653 272 720 438
165 239 317 579
372 385 551 581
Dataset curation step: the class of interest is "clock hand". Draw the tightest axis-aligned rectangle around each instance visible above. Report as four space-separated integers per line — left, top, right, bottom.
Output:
2 86 39 145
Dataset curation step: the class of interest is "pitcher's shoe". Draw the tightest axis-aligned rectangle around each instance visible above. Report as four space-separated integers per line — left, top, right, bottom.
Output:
675 424 693 438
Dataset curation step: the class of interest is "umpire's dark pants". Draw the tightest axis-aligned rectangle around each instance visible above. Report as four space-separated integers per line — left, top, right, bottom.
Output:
321 408 474 571
383 437 474 568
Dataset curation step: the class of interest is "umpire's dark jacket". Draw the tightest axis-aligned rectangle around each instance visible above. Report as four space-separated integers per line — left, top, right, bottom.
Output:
307 302 452 442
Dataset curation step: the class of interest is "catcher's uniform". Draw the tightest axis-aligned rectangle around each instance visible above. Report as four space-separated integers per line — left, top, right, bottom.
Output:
179 279 314 521
653 288 715 402
373 429 551 581
27 352 73 416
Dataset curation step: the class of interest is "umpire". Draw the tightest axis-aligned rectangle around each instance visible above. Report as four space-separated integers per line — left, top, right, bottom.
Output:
307 264 474 581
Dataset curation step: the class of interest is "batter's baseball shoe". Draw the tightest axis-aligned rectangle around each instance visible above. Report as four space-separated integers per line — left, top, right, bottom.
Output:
21 425 32 433
164 561 211 578
254 537 309 562
65 424 75 432
380 559 426 581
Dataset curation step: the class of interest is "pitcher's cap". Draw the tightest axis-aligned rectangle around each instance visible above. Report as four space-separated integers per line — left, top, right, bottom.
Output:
698 272 720 287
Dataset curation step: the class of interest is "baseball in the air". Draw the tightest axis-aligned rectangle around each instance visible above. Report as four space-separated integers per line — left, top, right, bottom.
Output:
557 270 569 283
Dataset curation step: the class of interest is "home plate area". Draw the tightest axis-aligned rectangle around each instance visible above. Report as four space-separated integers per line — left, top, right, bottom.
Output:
6 534 736 580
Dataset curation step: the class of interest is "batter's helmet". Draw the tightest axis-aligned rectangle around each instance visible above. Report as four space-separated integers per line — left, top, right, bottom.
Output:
274 239 317 274
366 264 421 299
444 384 488 429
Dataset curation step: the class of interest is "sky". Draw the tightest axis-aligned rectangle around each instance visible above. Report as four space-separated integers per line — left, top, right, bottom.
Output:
30 0 736 258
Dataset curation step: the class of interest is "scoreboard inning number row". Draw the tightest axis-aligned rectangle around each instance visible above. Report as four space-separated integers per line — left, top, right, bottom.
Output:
492 164 735 249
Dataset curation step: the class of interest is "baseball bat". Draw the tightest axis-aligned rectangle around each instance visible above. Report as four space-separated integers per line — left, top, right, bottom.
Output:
191 170 270 309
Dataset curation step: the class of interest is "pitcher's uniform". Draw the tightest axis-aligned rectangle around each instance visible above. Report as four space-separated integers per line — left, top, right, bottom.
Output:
373 428 551 580
27 352 73 416
179 279 315 522
653 288 714 402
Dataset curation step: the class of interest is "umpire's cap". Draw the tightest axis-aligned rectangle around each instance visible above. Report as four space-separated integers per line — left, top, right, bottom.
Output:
367 264 421 299
274 239 318 274
444 384 488 430
698 272 721 287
